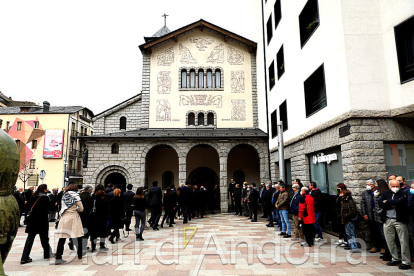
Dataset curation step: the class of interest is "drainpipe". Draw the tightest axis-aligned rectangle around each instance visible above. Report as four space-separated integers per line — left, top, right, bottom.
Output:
278 122 285 182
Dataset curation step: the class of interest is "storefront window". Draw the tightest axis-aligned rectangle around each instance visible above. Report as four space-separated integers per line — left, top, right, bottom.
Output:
384 143 414 181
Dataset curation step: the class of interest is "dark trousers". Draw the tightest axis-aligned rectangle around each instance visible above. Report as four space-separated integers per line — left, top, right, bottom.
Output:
199 205 206 218
267 214 274 226
230 193 235 212
56 237 82 259
150 204 162 228
248 202 253 218
125 209 133 230
161 209 174 227
90 236 106 251
21 231 53 261
367 220 381 248
243 202 249 216
235 200 242 215
110 229 120 240
303 223 315 246
183 204 190 222
251 203 258 220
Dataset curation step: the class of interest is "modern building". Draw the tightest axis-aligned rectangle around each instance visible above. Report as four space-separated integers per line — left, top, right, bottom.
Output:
83 19 269 212
0 102 94 190
260 0 414 231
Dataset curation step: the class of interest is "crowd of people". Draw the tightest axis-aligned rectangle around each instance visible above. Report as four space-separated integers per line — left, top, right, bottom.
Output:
13 175 414 270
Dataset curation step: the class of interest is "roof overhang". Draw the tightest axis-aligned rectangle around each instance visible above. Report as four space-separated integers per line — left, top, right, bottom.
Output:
139 19 257 54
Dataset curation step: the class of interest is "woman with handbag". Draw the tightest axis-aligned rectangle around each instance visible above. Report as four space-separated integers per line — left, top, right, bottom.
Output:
54 184 85 265
21 184 54 264
337 183 360 253
109 188 125 244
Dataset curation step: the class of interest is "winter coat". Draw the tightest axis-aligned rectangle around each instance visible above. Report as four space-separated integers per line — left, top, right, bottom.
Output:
89 197 110 237
163 193 176 211
373 190 385 223
79 191 93 230
148 186 162 206
263 189 274 215
361 190 375 221
197 189 208 207
310 188 323 213
272 190 280 204
55 200 84 239
233 188 242 201
378 189 408 223
298 194 316 224
104 187 114 201
290 191 302 215
109 196 125 229
340 195 357 225
124 190 135 212
13 192 26 214
276 190 289 211
248 188 259 205
25 194 54 234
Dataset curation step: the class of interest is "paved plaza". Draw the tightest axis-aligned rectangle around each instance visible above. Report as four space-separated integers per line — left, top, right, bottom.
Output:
4 214 414 276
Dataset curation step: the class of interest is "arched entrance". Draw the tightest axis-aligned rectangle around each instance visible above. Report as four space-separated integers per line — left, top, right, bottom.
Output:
146 145 179 189
104 172 127 195
227 144 260 185
187 167 219 187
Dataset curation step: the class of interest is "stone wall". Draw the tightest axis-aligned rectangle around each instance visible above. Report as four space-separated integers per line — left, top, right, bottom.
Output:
83 138 269 213
270 118 414 204
141 54 151 128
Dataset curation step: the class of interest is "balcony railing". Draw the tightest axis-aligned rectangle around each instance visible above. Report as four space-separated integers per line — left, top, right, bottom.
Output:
68 169 82 177
71 130 79 137
69 149 78 156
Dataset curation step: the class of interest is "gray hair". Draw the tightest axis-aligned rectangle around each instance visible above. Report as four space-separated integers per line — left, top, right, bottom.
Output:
84 185 93 191
366 179 374 185
266 183 272 188
301 187 309 193
292 184 300 189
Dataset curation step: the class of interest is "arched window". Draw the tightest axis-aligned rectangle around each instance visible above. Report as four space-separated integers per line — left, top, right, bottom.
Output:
111 143 119 154
162 171 174 189
188 113 195 126
215 69 221 88
198 113 205 126
120 116 127 130
207 112 214 125
190 69 195 88
198 69 204 88
207 69 212 88
181 70 187 88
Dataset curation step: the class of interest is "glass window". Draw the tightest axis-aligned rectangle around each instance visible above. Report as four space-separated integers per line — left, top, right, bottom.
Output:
215 70 221 88
17 122 22 131
188 113 195 126
207 70 212 88
198 70 204 88
190 70 195 88
120 116 127 130
34 121 39 129
32 140 37 149
384 143 414 181
198 113 204 126
181 70 187 88
207 113 214 125
111 143 119 154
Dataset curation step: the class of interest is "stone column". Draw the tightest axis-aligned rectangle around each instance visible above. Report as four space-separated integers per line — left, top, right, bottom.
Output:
219 155 228 213
178 156 186 185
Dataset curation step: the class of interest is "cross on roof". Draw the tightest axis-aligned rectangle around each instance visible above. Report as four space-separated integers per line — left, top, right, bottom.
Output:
162 13 169 26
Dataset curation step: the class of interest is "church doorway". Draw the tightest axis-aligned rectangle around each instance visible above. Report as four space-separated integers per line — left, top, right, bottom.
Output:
227 144 260 186
187 167 219 187
104 172 127 195
146 145 179 189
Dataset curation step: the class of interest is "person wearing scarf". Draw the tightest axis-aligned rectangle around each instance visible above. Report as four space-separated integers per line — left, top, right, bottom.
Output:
55 184 84 265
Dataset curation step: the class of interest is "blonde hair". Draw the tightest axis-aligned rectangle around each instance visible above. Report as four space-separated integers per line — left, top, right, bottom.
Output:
114 188 121 197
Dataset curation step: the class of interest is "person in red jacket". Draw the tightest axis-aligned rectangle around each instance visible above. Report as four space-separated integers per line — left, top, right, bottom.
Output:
298 187 316 247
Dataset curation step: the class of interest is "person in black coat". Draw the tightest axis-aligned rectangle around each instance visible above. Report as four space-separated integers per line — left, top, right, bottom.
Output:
79 185 93 252
124 184 135 231
13 187 26 227
109 189 126 243
160 188 175 228
169 184 177 225
233 184 243 216
148 180 162 230
198 186 208 218
263 184 274 227
214 184 220 210
21 184 54 264
249 183 259 222
104 183 114 201
228 179 236 213
89 190 110 252
180 184 192 223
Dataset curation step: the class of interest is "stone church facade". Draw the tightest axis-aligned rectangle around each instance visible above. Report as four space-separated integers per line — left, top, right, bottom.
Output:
83 20 269 212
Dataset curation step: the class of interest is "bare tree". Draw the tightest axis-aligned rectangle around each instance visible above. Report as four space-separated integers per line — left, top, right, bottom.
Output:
18 161 38 191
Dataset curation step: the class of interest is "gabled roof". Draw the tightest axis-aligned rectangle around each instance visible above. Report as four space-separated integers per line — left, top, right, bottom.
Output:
0 106 92 115
93 93 142 120
144 25 171 42
139 19 257 54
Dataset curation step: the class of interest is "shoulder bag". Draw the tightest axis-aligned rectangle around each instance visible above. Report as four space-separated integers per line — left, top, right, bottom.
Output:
26 197 41 225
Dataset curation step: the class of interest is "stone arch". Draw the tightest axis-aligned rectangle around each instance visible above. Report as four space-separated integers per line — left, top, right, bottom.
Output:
185 141 224 158
141 140 184 159
95 164 132 187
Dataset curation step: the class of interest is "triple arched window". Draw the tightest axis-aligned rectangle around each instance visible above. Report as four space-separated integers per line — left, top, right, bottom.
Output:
180 67 223 90
187 111 216 127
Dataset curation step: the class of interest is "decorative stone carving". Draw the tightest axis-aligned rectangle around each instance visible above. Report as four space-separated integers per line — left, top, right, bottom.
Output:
207 43 224 64
231 71 245 93
190 38 214 51
179 44 197 64
179 95 222 108
228 46 244 65
157 71 172 94
157 47 174 66
156 100 172 121
231 99 246 121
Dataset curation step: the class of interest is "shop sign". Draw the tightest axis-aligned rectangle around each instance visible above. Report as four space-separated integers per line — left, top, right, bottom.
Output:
312 153 338 164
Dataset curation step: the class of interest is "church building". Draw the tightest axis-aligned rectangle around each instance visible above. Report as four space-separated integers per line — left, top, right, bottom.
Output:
83 19 269 212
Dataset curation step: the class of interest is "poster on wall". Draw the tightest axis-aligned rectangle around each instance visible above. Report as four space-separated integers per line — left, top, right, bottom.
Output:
43 129 64 158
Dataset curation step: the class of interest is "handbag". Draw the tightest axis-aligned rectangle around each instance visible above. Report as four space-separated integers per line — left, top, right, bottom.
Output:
26 197 41 224
55 214 60 230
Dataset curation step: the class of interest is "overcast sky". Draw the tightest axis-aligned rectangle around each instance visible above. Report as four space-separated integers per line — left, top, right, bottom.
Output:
0 0 260 114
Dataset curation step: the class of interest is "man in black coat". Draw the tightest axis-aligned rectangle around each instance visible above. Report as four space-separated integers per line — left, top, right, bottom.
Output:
13 187 27 227
228 179 236 213
124 184 135 231
180 184 192 223
233 184 243 216
263 184 274 227
169 184 177 224
148 180 162 230
79 185 93 252
249 183 259 222
104 183 114 201
198 186 208 218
